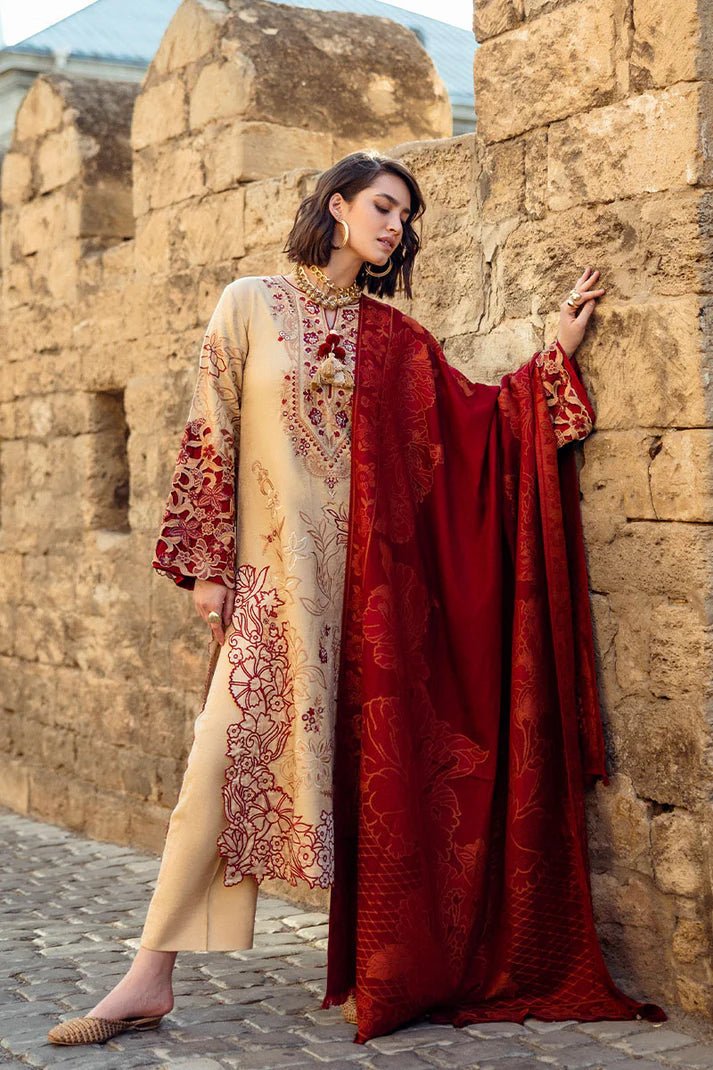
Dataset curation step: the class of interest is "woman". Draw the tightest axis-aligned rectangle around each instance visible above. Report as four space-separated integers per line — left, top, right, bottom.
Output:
48 150 664 1046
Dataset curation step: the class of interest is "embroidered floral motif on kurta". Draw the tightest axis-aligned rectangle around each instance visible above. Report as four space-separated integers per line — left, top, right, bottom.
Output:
152 274 594 892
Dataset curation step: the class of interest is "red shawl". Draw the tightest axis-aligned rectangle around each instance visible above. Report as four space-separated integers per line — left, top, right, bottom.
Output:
324 295 666 1041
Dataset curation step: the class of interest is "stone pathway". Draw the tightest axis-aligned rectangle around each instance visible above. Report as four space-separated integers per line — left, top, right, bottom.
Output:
2 806 713 1070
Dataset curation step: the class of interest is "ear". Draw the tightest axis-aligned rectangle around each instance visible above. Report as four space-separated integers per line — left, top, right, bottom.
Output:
328 192 343 220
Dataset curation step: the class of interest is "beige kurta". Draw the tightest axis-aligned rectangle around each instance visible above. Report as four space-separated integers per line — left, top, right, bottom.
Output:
142 275 360 949
140 273 592 951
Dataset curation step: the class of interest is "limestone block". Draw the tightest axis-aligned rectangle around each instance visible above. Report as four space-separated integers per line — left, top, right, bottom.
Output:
244 169 320 254
501 190 712 315
202 121 332 192
607 694 705 808
1 152 32 205
151 0 227 76
474 138 525 224
649 602 712 701
588 774 653 877
177 188 245 267
16 192 81 256
443 321 539 387
632 0 701 89
474 3 616 143
651 810 704 896
578 431 658 540
134 143 206 213
189 56 255 129
27 767 72 826
37 126 83 194
587 521 713 604
0 758 30 813
650 431 713 522
676 975 713 1018
590 869 673 934
548 84 713 211
2 260 32 310
473 0 519 42
14 77 64 142
673 918 708 965
579 298 710 430
83 789 132 844
212 0 451 146
131 77 187 150
134 207 175 276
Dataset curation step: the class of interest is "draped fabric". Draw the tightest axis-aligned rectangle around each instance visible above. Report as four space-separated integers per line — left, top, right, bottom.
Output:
324 296 666 1041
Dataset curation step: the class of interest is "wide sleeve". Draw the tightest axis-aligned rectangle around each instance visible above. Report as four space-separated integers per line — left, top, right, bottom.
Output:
152 282 248 590
533 338 595 447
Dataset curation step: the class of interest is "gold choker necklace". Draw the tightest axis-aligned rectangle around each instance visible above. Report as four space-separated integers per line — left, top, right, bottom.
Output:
295 263 362 309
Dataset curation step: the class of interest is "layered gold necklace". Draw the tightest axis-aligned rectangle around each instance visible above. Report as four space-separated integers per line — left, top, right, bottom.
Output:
295 262 362 309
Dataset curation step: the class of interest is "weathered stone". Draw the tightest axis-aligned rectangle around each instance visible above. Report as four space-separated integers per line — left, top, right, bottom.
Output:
244 169 315 253
588 774 653 877
16 193 81 256
1 152 32 205
651 811 704 897
474 2 617 142
151 0 228 76
579 298 711 430
473 0 519 43
131 77 187 150
649 430 713 521
607 695 706 808
202 120 332 191
37 126 83 193
632 0 702 89
134 142 206 213
548 84 713 210
672 917 708 965
13 76 64 142
476 137 525 224
189 56 255 129
577 430 658 541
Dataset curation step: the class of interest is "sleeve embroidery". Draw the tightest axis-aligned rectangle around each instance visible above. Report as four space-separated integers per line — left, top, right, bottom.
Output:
152 284 248 590
534 338 594 448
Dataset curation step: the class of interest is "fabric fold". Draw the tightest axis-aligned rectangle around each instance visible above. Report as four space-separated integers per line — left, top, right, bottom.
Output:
324 295 665 1041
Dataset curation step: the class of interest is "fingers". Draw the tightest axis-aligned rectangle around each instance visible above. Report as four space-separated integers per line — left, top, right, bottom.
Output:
193 580 229 645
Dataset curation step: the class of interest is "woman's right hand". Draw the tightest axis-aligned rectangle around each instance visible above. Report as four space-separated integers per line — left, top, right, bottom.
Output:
193 578 236 645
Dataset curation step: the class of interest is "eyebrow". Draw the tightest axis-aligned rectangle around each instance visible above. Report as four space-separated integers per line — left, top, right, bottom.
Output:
375 192 410 217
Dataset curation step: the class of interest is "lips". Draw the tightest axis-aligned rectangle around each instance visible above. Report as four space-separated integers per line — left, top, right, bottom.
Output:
377 237 394 251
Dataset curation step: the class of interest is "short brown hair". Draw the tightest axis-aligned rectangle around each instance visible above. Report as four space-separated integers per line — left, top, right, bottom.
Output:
283 150 426 299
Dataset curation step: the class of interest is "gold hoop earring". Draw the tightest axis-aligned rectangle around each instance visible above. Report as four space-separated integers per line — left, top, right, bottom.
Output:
364 256 392 278
333 218 349 249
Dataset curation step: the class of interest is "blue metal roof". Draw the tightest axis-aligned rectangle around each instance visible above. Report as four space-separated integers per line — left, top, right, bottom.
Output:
5 0 474 105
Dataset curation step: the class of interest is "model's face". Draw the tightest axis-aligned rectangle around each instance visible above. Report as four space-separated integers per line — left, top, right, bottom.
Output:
329 173 412 265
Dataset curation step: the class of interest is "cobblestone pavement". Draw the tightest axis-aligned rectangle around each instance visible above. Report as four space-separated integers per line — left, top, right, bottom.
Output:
3 808 713 1070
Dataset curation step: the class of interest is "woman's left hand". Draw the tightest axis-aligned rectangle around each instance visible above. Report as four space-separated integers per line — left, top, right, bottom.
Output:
556 267 606 357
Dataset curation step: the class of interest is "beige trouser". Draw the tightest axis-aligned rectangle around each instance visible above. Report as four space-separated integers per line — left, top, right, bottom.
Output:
140 624 259 951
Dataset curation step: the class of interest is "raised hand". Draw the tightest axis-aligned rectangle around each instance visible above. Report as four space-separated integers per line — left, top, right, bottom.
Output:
556 266 606 357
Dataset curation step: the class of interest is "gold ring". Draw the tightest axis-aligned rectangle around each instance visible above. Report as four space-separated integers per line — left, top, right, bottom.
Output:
566 289 583 307
207 611 221 625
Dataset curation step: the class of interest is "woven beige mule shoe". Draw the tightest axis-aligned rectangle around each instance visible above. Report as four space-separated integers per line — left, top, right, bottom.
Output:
341 993 357 1024
47 1014 164 1045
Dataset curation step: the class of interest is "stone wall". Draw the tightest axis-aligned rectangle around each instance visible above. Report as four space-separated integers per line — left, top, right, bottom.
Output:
1 0 712 1022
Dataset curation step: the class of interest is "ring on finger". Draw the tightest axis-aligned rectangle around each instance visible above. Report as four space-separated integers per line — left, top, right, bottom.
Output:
566 289 583 307
207 610 221 625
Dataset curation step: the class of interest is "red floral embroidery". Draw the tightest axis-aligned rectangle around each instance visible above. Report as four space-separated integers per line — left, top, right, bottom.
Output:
216 562 334 888
534 340 594 447
153 417 236 588
264 277 360 495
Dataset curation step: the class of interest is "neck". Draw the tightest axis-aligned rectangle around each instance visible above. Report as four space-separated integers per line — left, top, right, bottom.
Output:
308 249 363 289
